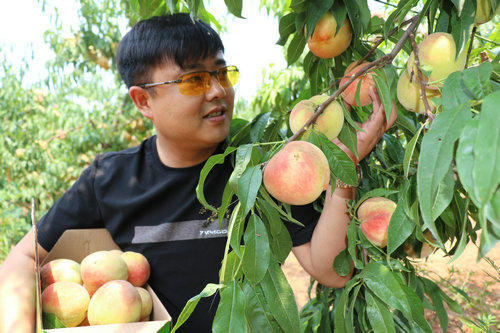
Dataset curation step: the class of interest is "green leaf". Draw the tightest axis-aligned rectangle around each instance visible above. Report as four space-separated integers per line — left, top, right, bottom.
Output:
238 165 262 216
228 202 246 258
312 132 357 184
171 283 223 333
450 0 475 56
359 262 412 318
279 12 297 38
213 281 247 333
287 32 306 66
421 277 450 332
441 71 473 111
224 0 244 18
387 200 415 255
229 144 255 193
221 250 243 283
242 215 271 284
432 165 455 222
243 282 284 333
365 289 396 333
347 217 363 269
456 117 480 205
197 147 237 213
372 70 394 124
417 102 472 243
337 119 359 160
304 0 333 39
472 90 500 205
42 312 66 329
260 258 300 333
461 62 493 99
403 125 424 178
333 248 352 276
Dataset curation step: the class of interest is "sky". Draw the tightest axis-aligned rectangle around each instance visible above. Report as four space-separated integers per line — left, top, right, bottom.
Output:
0 0 287 100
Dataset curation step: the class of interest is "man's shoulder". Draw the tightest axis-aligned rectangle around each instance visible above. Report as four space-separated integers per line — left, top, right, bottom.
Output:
95 136 154 166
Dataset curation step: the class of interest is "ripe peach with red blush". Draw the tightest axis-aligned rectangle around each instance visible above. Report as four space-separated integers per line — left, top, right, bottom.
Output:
357 197 397 247
263 141 330 205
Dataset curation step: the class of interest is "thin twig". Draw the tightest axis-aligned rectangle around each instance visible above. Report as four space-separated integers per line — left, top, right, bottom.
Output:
409 34 434 122
287 14 421 144
466 26 477 68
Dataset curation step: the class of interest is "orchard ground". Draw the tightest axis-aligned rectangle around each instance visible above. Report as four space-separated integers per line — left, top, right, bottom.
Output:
282 236 500 332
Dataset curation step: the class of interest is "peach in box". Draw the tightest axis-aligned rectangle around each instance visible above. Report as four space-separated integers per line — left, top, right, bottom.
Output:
38 228 171 333
40 258 82 289
121 251 151 287
41 281 90 327
80 250 128 296
87 280 142 325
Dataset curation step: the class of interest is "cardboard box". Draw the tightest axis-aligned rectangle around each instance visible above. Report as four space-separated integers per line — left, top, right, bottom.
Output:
35 228 171 332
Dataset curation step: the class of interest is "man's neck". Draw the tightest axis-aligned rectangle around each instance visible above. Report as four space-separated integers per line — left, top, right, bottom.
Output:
155 137 218 168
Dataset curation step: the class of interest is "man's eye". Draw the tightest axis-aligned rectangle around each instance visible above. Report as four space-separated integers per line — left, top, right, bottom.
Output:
183 75 203 84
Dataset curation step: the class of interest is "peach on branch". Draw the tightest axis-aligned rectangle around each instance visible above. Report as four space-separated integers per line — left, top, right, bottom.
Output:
406 32 466 88
80 250 128 296
340 61 376 107
396 70 439 114
263 141 330 206
357 197 397 247
41 281 90 327
289 94 344 140
40 258 82 289
87 280 142 325
121 251 151 287
474 0 499 25
306 11 353 58
405 230 437 258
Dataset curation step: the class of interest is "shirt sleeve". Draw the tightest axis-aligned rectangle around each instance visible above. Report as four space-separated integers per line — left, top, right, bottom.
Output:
36 157 104 252
285 203 321 247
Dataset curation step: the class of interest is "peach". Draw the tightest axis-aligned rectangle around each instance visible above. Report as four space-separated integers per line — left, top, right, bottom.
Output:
121 251 151 287
263 141 330 205
87 280 142 325
340 62 376 107
474 0 498 25
405 231 437 258
40 258 82 289
41 281 90 327
357 197 397 247
289 95 344 140
306 12 353 58
406 32 466 88
80 250 128 296
396 70 440 114
136 287 153 321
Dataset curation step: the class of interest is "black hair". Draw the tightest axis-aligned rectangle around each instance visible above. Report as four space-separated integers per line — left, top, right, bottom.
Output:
116 13 225 88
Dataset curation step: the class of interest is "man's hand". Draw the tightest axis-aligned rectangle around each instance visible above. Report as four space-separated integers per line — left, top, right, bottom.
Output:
333 87 398 164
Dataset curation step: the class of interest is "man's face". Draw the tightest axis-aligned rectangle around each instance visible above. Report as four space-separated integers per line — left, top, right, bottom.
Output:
146 53 235 152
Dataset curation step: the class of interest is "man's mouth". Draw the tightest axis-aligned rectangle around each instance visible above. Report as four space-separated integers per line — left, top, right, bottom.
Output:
204 110 225 118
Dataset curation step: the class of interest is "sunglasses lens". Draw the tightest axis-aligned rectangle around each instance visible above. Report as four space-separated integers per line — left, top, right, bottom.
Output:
178 66 239 95
217 66 239 88
179 72 211 95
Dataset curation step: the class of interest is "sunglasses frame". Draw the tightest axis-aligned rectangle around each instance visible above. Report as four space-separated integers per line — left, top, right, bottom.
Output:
137 65 239 94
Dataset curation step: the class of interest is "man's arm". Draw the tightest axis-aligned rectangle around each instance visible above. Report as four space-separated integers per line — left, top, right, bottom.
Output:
0 228 48 333
292 88 398 288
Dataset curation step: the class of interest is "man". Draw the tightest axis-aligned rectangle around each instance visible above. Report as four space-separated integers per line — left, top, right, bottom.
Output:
0 13 396 332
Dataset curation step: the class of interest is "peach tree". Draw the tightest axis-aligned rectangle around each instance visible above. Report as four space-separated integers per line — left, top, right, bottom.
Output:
167 0 499 332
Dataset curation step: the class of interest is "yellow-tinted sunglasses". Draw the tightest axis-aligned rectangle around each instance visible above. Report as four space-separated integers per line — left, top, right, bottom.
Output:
138 65 239 95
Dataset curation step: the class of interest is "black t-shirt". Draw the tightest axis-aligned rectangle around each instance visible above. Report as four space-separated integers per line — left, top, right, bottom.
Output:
36 136 319 332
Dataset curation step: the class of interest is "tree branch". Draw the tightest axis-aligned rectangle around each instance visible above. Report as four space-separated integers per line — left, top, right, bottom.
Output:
409 33 434 122
286 15 421 144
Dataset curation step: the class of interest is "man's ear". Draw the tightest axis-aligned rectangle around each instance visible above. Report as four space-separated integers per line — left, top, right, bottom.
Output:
129 86 154 120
